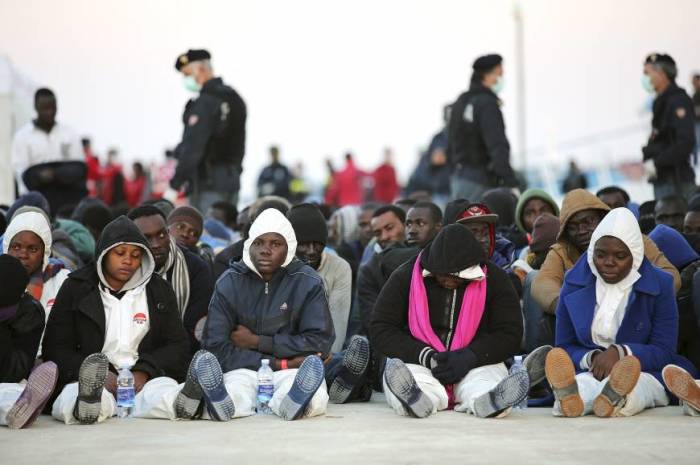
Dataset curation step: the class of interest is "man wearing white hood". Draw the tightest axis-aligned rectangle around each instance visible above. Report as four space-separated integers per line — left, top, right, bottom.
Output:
197 208 335 421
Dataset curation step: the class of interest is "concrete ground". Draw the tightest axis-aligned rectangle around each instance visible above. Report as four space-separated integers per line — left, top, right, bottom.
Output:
1 395 699 465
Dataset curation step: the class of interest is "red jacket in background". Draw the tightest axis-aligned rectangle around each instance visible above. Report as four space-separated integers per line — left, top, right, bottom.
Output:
325 159 365 207
372 163 399 203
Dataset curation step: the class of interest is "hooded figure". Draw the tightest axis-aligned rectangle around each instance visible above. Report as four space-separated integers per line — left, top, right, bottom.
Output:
0 254 45 383
514 188 560 235
371 225 526 419
3 207 70 322
532 189 680 315
43 216 190 424
548 208 698 418
482 188 529 251
204 208 334 370
201 208 334 421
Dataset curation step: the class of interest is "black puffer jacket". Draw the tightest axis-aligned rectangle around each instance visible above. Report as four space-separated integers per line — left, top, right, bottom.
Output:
43 216 190 394
370 225 522 369
203 258 334 372
0 294 45 382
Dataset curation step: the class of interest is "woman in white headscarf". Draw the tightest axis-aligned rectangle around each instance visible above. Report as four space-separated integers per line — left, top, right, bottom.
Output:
3 207 70 324
541 208 698 418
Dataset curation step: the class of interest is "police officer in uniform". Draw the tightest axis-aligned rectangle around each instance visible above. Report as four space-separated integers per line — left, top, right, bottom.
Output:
164 49 247 212
642 53 697 201
447 54 517 201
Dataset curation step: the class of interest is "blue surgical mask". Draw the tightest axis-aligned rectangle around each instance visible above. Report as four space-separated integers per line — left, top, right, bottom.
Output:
491 76 505 95
183 75 202 93
641 75 655 94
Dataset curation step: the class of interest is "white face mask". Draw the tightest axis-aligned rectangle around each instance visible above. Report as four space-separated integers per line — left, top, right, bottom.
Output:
490 76 505 94
641 74 655 94
183 75 202 93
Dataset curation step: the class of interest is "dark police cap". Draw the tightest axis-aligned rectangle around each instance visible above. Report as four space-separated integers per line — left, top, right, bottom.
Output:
175 49 211 71
472 54 503 71
645 53 675 67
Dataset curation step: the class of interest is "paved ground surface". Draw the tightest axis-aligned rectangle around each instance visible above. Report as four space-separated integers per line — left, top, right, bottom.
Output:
1 394 699 465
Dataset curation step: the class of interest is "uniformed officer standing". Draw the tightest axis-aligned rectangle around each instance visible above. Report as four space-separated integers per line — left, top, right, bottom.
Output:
642 53 697 201
164 49 247 212
447 54 517 201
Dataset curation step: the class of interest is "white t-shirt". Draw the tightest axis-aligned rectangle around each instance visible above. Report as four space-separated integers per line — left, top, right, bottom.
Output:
11 121 83 193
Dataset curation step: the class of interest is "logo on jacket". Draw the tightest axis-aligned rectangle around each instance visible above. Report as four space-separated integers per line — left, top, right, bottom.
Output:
133 313 147 325
280 302 288 311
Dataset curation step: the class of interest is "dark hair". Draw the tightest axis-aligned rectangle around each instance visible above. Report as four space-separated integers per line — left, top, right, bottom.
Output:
654 61 678 81
210 200 238 224
34 87 55 104
394 198 417 209
372 205 406 223
361 202 380 213
656 195 687 211
127 204 166 221
409 201 443 224
251 198 291 221
596 186 630 203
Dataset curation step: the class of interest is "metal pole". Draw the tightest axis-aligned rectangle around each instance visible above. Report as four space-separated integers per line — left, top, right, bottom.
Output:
513 0 527 169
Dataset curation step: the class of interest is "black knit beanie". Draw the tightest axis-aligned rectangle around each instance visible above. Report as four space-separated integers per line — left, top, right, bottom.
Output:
0 254 30 307
287 203 328 245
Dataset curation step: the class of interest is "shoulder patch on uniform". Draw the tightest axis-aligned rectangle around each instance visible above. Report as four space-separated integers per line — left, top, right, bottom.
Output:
676 107 686 119
463 103 474 123
188 114 199 126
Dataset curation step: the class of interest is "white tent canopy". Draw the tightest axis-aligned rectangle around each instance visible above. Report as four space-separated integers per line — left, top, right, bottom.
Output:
0 54 36 205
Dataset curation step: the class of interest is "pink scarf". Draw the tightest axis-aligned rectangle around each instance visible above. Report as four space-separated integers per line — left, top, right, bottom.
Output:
408 252 487 407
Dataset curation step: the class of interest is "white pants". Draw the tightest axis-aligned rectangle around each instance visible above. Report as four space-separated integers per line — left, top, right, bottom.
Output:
383 363 508 416
553 372 669 417
51 368 328 424
0 383 26 426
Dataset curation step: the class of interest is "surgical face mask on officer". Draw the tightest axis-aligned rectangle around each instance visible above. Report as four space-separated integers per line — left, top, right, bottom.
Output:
641 74 655 94
490 76 505 95
183 75 202 93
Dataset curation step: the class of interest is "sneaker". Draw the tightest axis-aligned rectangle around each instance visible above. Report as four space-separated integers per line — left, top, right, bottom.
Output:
383 358 433 419
545 348 583 418
174 350 206 419
662 365 700 413
593 355 641 418
6 361 58 429
329 336 371 404
194 351 235 421
472 370 530 418
524 345 552 387
73 353 109 425
278 355 325 421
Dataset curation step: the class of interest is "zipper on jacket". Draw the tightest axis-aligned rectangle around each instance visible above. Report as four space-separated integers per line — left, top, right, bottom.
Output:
445 289 457 349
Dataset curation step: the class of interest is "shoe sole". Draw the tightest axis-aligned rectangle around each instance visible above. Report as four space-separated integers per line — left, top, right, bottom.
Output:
174 350 206 419
593 356 641 418
472 370 530 418
662 365 700 412
545 348 583 418
73 353 109 425
279 355 325 421
384 358 433 419
524 345 552 387
6 362 58 429
196 352 235 421
329 336 370 404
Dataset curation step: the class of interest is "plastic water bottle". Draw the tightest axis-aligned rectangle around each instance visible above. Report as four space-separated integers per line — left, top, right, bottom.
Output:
510 355 528 410
116 366 135 418
256 359 274 414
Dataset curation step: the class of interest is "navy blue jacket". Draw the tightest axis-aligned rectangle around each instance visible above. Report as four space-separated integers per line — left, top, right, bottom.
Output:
556 256 698 383
202 258 334 372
